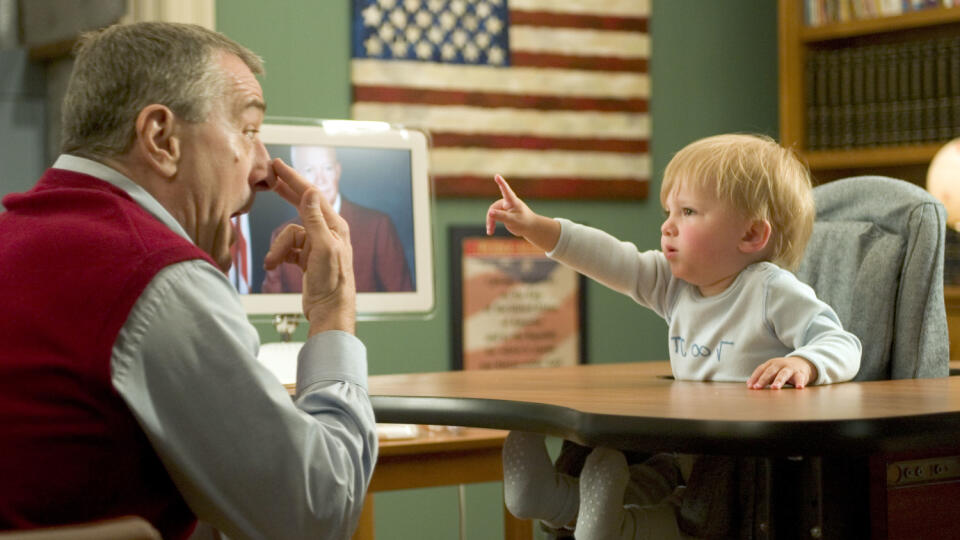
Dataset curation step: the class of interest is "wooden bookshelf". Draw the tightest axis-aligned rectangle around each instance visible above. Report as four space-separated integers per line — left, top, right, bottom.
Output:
779 0 960 184
804 143 942 169
946 285 960 360
800 7 960 41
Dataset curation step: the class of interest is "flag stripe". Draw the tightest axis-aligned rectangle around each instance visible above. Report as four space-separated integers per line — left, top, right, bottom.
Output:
509 0 650 18
353 85 647 112
510 10 648 33
509 26 649 58
430 132 648 153
431 148 650 178
352 59 648 98
434 176 648 199
351 103 649 139
511 52 647 73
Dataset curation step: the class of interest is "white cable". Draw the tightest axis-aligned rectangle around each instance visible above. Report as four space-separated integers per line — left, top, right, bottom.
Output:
458 484 467 540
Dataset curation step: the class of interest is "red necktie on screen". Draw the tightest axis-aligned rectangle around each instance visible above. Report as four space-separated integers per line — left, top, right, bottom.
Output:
230 217 249 292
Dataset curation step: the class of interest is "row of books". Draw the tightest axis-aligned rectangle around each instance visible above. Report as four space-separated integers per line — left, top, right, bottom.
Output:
806 0 955 26
805 37 960 150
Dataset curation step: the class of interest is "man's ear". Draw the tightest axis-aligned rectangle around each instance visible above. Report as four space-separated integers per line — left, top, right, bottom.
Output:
740 219 772 254
133 104 180 178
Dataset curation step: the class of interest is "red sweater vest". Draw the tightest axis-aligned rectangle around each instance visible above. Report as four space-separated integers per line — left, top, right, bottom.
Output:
0 168 215 537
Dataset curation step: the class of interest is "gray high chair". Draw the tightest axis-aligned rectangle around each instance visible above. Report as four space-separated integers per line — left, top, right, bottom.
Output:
543 176 949 539
796 175 948 381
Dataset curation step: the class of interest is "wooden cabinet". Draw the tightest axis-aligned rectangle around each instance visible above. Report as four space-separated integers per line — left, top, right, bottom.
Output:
778 0 960 184
946 286 960 360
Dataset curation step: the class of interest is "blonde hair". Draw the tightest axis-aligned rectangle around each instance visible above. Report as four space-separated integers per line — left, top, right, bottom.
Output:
61 22 264 159
660 134 814 270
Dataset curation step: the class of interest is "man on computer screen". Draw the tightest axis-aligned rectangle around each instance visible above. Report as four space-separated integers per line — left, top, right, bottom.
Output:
261 145 414 293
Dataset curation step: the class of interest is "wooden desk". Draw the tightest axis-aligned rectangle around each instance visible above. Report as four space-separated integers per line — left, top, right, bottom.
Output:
368 362 960 539
352 427 532 540
369 361 960 455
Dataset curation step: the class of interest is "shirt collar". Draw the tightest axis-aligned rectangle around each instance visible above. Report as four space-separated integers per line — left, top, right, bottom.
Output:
52 154 193 244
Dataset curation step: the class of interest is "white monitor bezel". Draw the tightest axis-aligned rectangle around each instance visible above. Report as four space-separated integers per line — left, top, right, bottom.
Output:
241 120 434 318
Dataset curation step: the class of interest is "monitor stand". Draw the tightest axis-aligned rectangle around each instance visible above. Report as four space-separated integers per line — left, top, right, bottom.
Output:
257 314 304 385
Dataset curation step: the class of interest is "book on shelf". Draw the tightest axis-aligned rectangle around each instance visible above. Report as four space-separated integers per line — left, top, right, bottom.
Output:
805 0 952 27
803 36 960 150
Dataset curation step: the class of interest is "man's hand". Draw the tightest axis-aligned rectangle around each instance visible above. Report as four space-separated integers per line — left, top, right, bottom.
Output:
264 158 356 335
747 356 818 389
485 175 561 253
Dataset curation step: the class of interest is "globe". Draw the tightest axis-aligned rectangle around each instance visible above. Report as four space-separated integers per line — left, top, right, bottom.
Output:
927 139 960 231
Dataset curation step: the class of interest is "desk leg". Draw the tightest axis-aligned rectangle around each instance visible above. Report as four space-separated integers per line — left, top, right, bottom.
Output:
503 503 533 540
352 493 375 540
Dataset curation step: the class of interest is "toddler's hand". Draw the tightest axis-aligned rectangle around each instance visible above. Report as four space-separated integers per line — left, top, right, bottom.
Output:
485 175 561 252
486 175 535 236
747 356 817 389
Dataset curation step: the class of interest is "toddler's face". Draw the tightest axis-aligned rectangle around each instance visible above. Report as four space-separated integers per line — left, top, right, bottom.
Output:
660 183 754 296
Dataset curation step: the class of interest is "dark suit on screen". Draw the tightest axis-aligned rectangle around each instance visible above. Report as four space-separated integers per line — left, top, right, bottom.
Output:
261 198 413 293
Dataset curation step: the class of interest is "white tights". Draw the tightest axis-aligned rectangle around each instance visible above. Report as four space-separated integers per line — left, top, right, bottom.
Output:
502 432 689 539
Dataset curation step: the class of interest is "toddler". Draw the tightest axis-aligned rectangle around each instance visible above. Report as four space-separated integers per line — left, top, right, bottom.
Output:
485 134 862 539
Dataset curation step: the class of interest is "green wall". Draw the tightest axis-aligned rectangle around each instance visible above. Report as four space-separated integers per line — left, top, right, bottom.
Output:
217 2 778 538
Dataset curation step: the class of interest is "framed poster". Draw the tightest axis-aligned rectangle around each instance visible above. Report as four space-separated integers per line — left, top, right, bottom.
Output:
449 226 587 370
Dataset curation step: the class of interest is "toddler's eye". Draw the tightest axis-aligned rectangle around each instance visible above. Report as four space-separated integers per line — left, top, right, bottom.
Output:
682 208 695 216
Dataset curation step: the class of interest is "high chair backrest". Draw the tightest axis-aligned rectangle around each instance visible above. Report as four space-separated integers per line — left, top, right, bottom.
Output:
795 175 949 380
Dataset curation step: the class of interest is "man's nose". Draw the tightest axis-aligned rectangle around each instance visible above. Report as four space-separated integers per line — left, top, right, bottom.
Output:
250 140 274 191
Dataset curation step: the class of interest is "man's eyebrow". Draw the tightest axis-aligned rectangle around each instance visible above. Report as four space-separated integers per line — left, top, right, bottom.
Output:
244 98 267 112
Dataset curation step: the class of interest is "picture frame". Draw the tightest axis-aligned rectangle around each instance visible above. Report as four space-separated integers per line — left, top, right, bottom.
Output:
449 225 587 370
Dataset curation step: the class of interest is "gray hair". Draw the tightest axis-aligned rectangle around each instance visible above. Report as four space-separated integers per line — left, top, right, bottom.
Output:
61 21 264 159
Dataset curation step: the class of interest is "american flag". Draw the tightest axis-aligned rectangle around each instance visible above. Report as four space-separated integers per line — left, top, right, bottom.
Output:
350 0 650 199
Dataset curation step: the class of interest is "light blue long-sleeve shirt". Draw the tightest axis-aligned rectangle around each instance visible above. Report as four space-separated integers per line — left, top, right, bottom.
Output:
549 217 862 385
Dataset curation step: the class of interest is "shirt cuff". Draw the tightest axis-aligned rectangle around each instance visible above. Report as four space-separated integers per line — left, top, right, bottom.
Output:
296 331 368 394
545 217 571 258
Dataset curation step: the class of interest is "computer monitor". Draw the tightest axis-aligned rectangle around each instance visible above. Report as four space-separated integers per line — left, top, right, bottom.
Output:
236 119 434 319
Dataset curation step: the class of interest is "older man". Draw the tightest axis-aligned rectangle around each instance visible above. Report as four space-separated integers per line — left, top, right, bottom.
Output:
0 22 376 539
